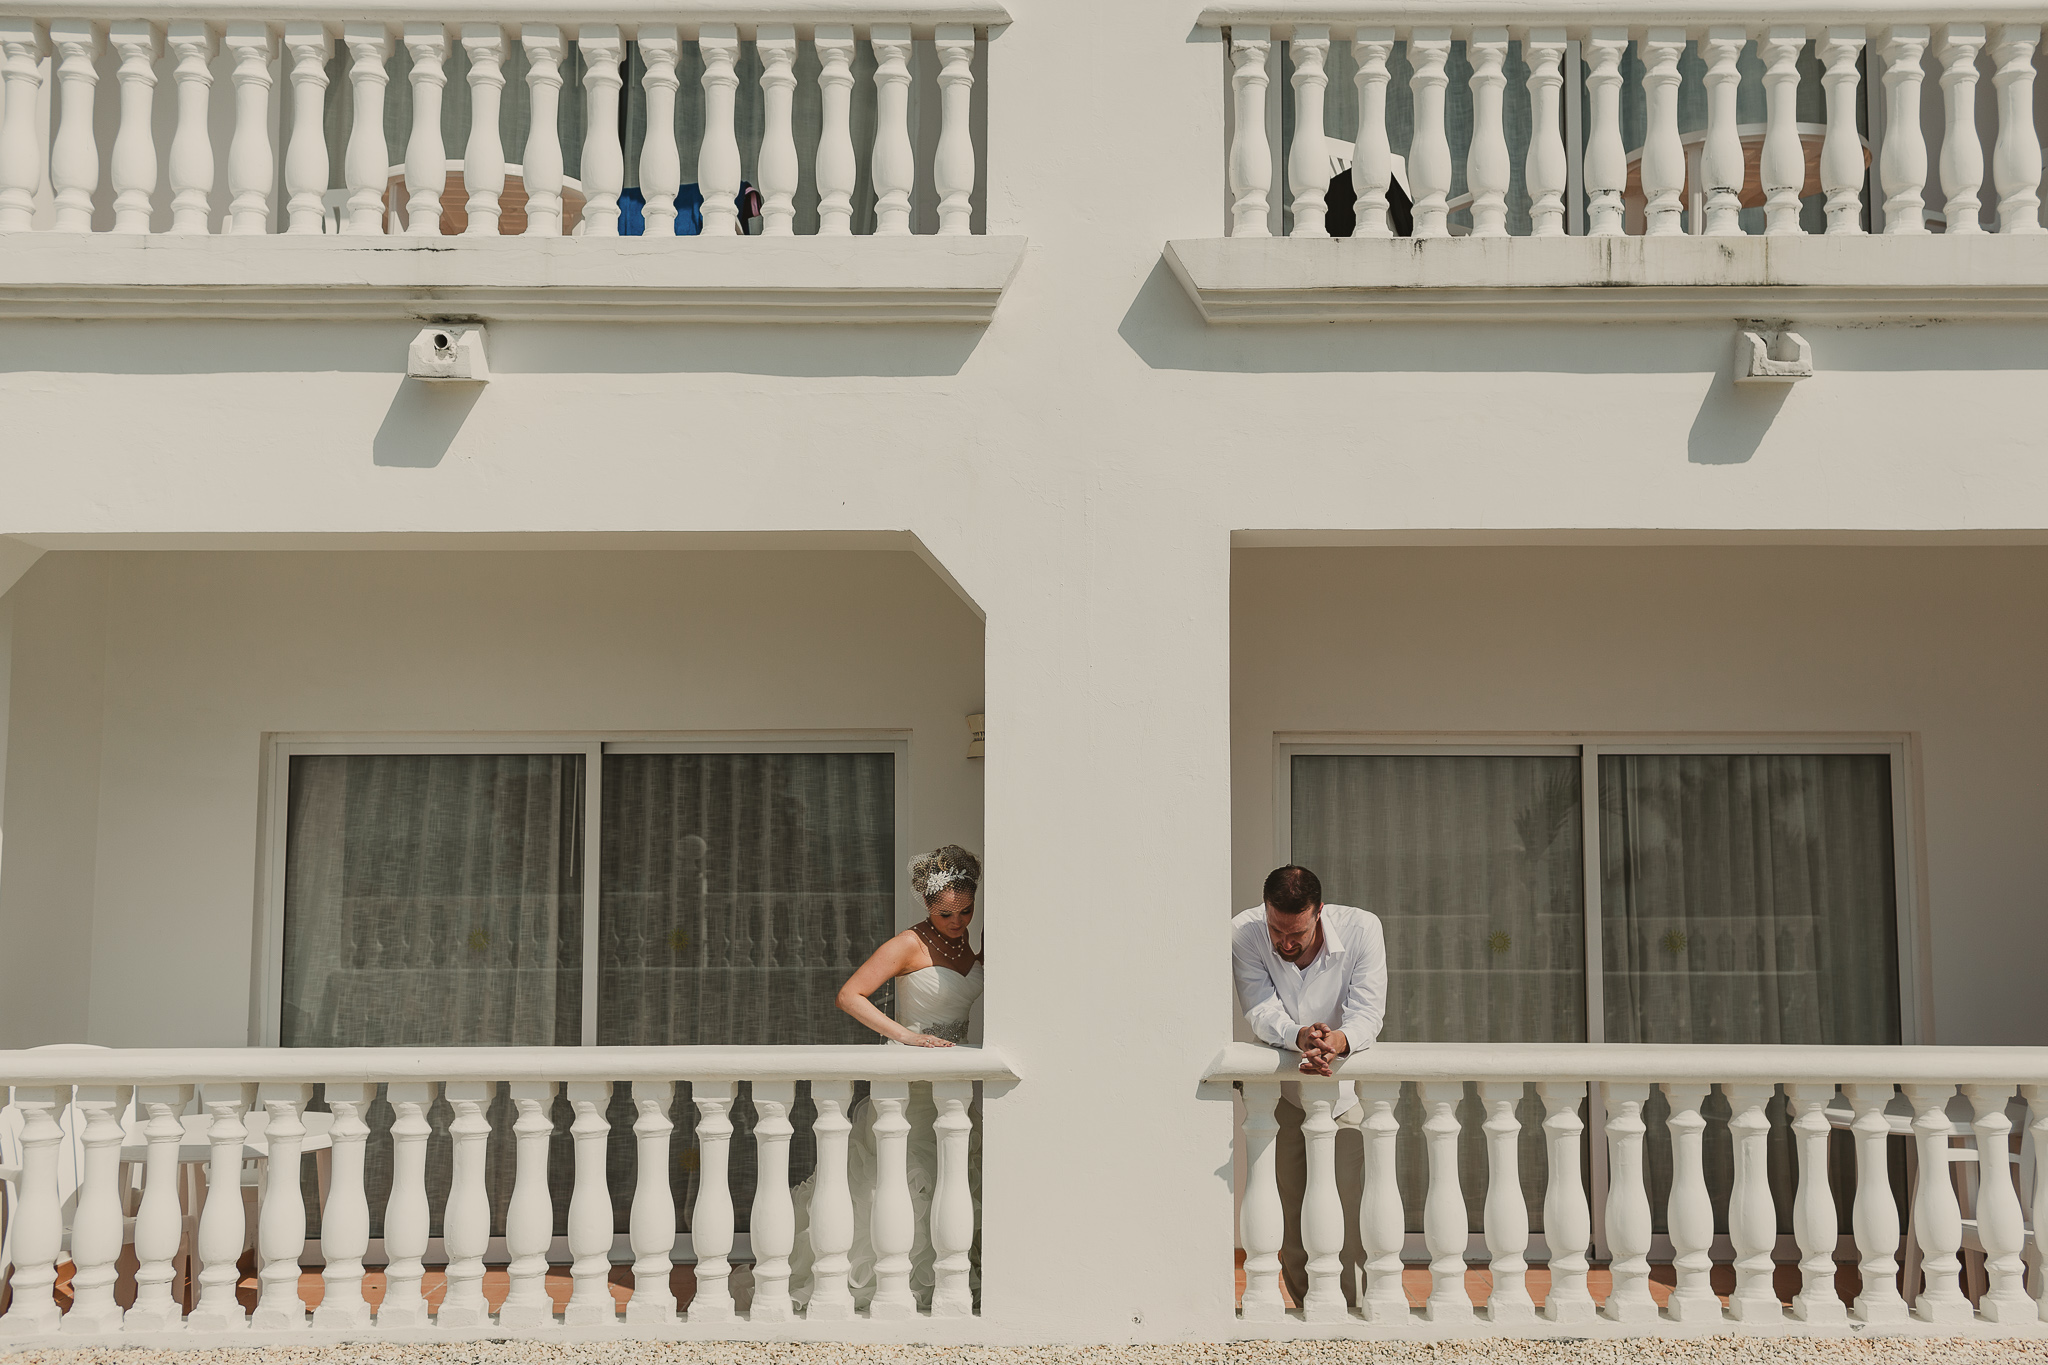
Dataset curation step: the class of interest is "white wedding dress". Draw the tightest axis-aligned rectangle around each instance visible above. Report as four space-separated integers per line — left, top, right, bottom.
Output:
788 959 983 1313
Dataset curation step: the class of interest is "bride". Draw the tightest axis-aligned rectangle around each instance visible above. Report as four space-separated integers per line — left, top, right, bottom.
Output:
788 844 983 1313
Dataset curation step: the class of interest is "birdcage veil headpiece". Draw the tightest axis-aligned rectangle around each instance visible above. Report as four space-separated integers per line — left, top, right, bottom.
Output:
910 845 981 903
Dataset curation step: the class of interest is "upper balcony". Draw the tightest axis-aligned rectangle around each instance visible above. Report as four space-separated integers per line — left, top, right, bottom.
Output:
0 4 1023 323
1170 2 2048 323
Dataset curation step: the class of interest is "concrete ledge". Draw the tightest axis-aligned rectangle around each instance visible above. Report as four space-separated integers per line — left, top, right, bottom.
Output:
1165 235 2048 323
0 233 1027 323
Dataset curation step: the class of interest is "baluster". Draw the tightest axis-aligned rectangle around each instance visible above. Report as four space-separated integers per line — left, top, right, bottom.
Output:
622 25 678 237
250 1086 310 1329
1992 27 2043 232
1725 1084 1782 1320
1538 1082 1595 1322
1228 28 1272 237
0 19 44 232
1286 26 1331 237
1583 29 1628 235
815 28 856 234
930 1081 976 1317
1407 30 1452 238
688 1083 737 1322
398 25 449 235
1418 1082 1470 1322
311 1086 373 1329
520 26 565 235
1760 27 1808 234
1815 27 1869 234
188 1087 252 1332
1348 31 1394 238
690 23 740 237
222 23 273 234
2025 1085 2048 1320
281 24 330 234
47 19 98 232
935 25 976 235
496 1084 556 1328
341 24 391 234
1905 1083 1971 1322
438 1082 492 1326
745 1082 797 1322
1788 1084 1848 1323
1298 1079 1348 1320
1602 1084 1657 1322
570 26 621 236
460 26 506 235
64 1086 130 1333
751 25 798 236
625 1081 677 1324
1478 1083 1533 1323
377 1082 433 1326
1357 1083 1406 1321
1881 27 1931 233
1964 1084 2030 1319
1843 1083 1909 1322
869 1081 916 1319
1639 28 1685 235
1464 28 1511 237
127 1086 195 1331
107 21 159 234
1701 28 1747 234
564 1081 615 1323
1523 30 1566 235
1938 25 1987 233
871 25 914 236
1661 1082 1720 1321
166 23 216 235
806 1080 857 1319
0 1090 63 1333
1238 1083 1285 1320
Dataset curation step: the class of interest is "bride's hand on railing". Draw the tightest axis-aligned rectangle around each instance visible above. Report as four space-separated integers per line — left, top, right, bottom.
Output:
902 1032 957 1048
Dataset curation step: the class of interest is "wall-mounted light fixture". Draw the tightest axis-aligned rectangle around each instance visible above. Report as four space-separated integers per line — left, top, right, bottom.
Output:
967 712 985 759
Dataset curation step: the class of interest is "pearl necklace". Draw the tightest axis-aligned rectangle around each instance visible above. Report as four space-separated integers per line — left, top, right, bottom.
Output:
918 919 976 967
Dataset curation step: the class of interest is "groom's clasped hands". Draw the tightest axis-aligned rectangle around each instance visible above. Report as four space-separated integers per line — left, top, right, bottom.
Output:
1293 1022 1348 1076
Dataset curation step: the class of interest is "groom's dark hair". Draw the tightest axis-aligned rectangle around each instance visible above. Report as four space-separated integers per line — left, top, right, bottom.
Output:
1263 865 1322 916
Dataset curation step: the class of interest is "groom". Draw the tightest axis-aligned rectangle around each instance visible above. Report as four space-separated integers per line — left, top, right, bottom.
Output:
1230 865 1387 1309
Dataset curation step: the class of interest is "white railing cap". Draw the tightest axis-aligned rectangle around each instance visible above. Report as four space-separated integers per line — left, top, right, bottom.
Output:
0 5 1009 29
1202 5 2037 32
1203 1040 2048 1088
0 1043 1019 1088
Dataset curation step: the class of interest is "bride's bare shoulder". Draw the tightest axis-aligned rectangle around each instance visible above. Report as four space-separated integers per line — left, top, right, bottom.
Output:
885 925 935 974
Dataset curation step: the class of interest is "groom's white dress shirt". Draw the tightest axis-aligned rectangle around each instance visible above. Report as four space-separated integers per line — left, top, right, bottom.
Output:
1231 902 1388 1111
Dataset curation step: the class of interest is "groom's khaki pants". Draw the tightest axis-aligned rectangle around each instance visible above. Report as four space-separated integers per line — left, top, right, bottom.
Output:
1274 1096 1366 1308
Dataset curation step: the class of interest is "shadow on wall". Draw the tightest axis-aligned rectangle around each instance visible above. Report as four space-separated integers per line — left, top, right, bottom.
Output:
1687 370 1792 465
375 382 485 467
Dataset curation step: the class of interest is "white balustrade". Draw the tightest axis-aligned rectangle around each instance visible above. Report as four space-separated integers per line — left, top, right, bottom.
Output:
1821 28 1867 233
312 1085 374 1329
459 25 507 234
871 25 915 236
1638 28 1684 236
1466 29 1510 237
250 1084 310 1329
1882 26 1931 233
126 1085 194 1332
1725 1083 1781 1321
47 19 97 233
627 1080 678 1324
578 25 624 237
498 1082 557 1328
1228 28 1273 237
1298 1079 1348 1321
2027 1085 2048 1320
1237 1082 1285 1321
282 24 330 234
0 1091 64 1334
1761 26 1808 234
1907 1082 1973 1323
1350 31 1395 238
564 1080 616 1324
1992 26 2043 233
1788 1083 1847 1323
165 22 214 234
0 19 45 233
749 1083 799 1321
757 26 799 236
1407 30 1451 238
1418 1081 1470 1322
1478 1082 1533 1323
62 1087 127 1333
1356 1082 1407 1321
805 1080 859 1320
935 25 977 235
403 24 450 236
1524 30 1566 236
868 1080 918 1319
521 25 565 236
931 1079 977 1318
1661 1082 1718 1321
1286 26 1332 238
1702 27 1746 235
1939 24 1988 233
1964 1084 2031 1320
188 1088 251 1332
1844 1081 1909 1323
1537 1081 1595 1322
223 22 274 234
816 27 858 234
439 1081 494 1327
688 1082 738 1323
341 23 390 235
1601 1084 1657 1323
378 1082 434 1327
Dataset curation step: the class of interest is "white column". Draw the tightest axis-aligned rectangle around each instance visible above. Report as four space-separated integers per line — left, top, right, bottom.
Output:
1725 1084 1782 1321
756 26 798 237
868 1080 917 1319
222 22 273 234
1963 1085 2028 1320
63 1086 131 1333
107 21 159 234
1349 30 1395 238
575 25 622 236
311 1086 373 1329
626 1081 677 1324
1701 27 1747 235
1788 1084 1848 1323
376 1082 433 1327
930 1080 976 1318
1238 1083 1284 1321
1407 29 1452 238
341 23 391 234
695 23 740 236
564 1080 615 1324
251 1085 310 1330
934 24 975 235
46 19 99 233
688 1083 737 1322
870 24 914 236
1938 24 1987 233
460 26 506 235
1418 1081 1471 1322
127 1085 196 1331
1478 1083 1533 1323
1905 1083 1972 1322
438 1082 492 1327
814 27 856 235
1992 27 2043 232
1227 27 1272 237
188 1088 252 1332
281 24 330 234
1286 25 1331 237
0 20 45 233
1881 27 1931 233
520 26 564 235
497 1083 557 1329
1601 1084 1657 1322
1299 1078 1348 1321
1523 29 1567 235
0 1091 64 1333
2025 1085 2048 1321
1357 1083 1406 1321
165 22 216 235
1818 27 1868 233
805 1080 857 1320
1761 26 1809 234
1661 1082 1720 1322
1843 1082 1909 1323
1582 28 1628 235
1538 1082 1595 1322
1639 27 1685 235
1464 28 1510 236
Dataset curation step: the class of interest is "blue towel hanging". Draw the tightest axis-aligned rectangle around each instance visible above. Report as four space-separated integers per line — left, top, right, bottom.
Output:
618 183 748 236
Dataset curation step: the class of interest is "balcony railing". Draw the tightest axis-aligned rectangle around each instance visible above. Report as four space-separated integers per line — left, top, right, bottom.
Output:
1205 1041 2048 1337
0 1044 1016 1342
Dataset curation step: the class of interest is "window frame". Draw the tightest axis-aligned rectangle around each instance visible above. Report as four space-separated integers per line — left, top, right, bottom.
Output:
256 730 912 1048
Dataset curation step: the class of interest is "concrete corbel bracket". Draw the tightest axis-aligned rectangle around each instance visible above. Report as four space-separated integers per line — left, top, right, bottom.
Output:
1735 324 1813 383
